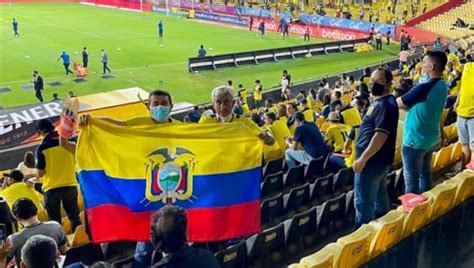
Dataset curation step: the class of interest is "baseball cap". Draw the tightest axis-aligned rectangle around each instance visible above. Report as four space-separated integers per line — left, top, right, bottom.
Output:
328 112 340 122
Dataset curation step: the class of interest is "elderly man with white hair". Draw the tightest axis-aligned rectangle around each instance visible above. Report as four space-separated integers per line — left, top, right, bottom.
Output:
199 86 275 145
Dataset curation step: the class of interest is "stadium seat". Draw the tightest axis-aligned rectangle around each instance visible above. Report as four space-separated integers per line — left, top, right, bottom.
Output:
37 210 49 222
305 156 327 182
317 193 346 238
215 240 248 268
423 183 457 221
284 165 306 188
386 170 400 206
345 191 355 228
284 207 318 254
432 144 454 172
264 158 283 178
398 198 431 238
332 226 372 268
316 117 326 128
299 243 336 268
284 183 311 216
310 173 334 206
64 243 104 266
333 167 354 195
70 224 90 247
443 170 474 205
362 210 405 258
261 193 285 227
62 216 72 234
451 142 463 163
246 223 286 267
261 171 284 198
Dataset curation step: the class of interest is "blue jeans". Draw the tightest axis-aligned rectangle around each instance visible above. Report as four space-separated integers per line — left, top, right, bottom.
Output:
354 164 391 228
285 149 314 168
329 154 346 171
402 145 436 194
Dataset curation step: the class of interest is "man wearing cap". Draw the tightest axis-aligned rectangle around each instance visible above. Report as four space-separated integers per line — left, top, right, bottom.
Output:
325 112 351 153
1 170 44 212
199 86 274 146
31 119 81 232
285 111 329 168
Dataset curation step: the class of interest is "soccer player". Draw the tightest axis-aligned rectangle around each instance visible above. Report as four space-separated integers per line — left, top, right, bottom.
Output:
101 49 111 74
158 20 164 38
282 22 289 38
12 18 20 37
258 21 265 36
57 51 73 75
249 17 254 31
82 47 89 68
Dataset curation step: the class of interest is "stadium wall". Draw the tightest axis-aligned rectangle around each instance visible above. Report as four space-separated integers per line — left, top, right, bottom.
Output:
405 0 466 27
80 0 151 11
0 0 78 2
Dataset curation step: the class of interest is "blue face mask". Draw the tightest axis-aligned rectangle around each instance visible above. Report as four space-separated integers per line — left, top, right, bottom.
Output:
419 73 430 84
150 106 170 122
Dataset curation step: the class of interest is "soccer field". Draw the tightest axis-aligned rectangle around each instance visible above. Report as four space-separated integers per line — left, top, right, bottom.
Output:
0 3 399 108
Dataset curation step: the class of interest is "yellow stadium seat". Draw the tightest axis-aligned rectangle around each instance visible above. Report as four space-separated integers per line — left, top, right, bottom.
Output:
70 224 89 247
316 117 325 129
80 211 85 224
300 243 335 268
62 216 72 234
398 199 431 238
363 210 405 258
443 170 474 206
423 183 457 221
332 227 371 268
37 210 49 222
320 122 330 133
451 142 463 163
432 144 454 172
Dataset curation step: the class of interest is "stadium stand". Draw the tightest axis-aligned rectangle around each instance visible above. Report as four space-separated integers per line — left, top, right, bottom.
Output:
417 1 474 48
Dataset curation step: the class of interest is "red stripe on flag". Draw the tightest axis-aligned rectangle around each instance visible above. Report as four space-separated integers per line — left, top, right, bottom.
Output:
86 201 261 243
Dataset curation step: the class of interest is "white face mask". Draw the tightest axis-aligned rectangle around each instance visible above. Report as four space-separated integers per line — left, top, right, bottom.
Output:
218 113 233 123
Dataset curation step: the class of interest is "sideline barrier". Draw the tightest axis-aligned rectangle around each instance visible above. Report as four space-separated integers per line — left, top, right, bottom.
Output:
188 38 368 72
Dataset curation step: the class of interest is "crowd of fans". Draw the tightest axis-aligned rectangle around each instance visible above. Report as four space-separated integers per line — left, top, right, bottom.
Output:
0 41 472 266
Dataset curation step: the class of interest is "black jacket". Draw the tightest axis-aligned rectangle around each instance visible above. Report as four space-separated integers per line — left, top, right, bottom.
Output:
151 246 220 268
34 75 44 91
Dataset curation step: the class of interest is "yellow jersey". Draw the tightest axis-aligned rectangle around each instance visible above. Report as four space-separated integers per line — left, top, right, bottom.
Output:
345 126 360 167
341 107 362 127
457 62 474 117
302 108 314 123
238 88 248 100
1 183 45 212
36 132 77 192
253 85 263 101
325 123 351 152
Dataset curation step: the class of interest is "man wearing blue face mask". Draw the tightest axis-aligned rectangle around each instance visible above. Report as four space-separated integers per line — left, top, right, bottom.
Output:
78 90 177 127
352 67 399 228
396 51 448 194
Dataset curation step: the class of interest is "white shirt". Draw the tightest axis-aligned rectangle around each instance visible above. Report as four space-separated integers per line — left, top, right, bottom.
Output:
281 78 289 92
17 162 36 178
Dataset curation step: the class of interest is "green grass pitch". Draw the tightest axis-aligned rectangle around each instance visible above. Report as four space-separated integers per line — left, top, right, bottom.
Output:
0 3 399 108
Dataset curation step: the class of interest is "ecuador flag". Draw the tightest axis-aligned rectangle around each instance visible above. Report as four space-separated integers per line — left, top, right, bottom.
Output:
77 119 263 243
